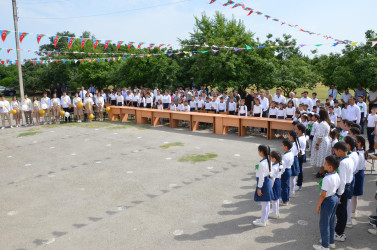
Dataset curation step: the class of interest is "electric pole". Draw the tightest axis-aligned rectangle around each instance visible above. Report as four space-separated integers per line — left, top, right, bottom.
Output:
12 0 24 102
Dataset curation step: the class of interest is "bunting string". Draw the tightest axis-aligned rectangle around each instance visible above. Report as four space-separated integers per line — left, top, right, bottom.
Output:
209 0 347 44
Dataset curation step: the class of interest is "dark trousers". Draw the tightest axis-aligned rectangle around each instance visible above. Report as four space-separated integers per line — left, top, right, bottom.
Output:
335 184 350 235
261 111 268 132
367 127 375 151
320 196 338 248
63 107 71 122
297 155 304 187
360 113 365 133
281 168 291 203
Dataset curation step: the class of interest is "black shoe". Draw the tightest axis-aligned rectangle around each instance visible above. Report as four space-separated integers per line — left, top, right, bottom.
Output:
369 215 377 221
368 149 375 153
370 220 377 227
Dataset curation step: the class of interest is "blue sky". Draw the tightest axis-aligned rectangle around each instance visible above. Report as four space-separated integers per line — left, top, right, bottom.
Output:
1 0 377 61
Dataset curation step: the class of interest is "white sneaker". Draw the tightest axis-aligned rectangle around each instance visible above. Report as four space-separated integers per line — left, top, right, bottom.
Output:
319 239 335 249
368 228 377 235
334 234 346 242
313 244 329 250
1 127 4 129
291 192 296 197
253 218 261 224
269 213 280 219
346 222 352 228
281 202 290 206
49 122 52 125
294 186 302 191
351 212 357 218
10 126 13 128
253 220 267 227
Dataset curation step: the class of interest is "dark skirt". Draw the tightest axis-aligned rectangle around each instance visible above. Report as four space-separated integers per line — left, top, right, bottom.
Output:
291 156 300 176
254 113 261 117
139 103 144 108
229 111 235 115
219 110 225 113
190 107 196 111
117 102 123 106
269 115 276 119
146 103 152 108
286 115 293 119
254 176 273 202
353 170 364 196
163 103 169 109
271 178 281 200
133 102 138 107
347 176 355 199
278 116 285 119
240 113 246 116
111 100 116 105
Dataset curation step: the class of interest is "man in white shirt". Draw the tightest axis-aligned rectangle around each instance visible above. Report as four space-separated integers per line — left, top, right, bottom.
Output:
259 92 269 116
328 84 338 100
61 91 72 122
79 86 87 101
345 97 361 124
273 89 286 104
288 92 299 108
0 95 12 129
22 94 33 126
100 90 107 103
340 89 352 107
368 87 377 113
299 91 313 111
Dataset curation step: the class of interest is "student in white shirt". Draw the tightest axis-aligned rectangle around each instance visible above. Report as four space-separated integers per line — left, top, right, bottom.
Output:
204 97 212 111
313 155 341 250
50 93 61 124
84 92 94 122
162 91 171 109
100 90 107 103
217 97 227 113
156 100 163 110
329 106 337 127
40 93 51 125
132 92 139 107
333 100 342 117
125 91 132 106
259 92 269 116
312 93 319 111
356 96 367 134
269 151 283 219
169 100 177 111
296 124 306 191
281 140 294 205
32 96 41 126
211 96 218 112
252 98 263 117
22 94 33 126
345 97 361 124
96 93 105 122
154 90 163 108
11 96 22 127
60 92 72 123
238 99 247 116
366 107 377 152
73 93 83 123
189 96 197 112
333 141 354 242
328 95 335 107
177 99 184 112
0 95 12 129
116 92 124 106
285 100 296 120
299 91 313 111
145 93 153 109
109 91 117 106
268 102 277 118
293 111 301 123
197 96 204 111
228 97 237 115
183 100 190 112
276 103 286 119
273 89 286 104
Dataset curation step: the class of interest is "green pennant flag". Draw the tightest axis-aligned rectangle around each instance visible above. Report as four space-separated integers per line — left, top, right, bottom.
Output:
315 44 323 47
201 51 208 53
246 45 253 50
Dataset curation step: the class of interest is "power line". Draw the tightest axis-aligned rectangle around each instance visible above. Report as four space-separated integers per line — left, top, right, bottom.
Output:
20 0 190 19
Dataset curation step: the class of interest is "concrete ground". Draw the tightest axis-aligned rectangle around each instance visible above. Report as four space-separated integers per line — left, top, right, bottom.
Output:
0 121 376 250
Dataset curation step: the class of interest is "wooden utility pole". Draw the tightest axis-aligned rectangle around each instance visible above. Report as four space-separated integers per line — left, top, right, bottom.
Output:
12 0 24 102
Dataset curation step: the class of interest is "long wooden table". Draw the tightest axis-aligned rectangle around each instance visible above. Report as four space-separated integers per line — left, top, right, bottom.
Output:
108 106 295 140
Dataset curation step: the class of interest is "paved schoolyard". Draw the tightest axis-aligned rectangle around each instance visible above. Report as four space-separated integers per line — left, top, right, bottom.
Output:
0 121 376 250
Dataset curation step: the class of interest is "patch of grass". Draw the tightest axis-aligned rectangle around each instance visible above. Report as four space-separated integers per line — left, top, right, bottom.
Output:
17 131 41 138
107 125 131 130
160 142 184 149
178 153 218 164
42 121 111 129
136 125 151 130
27 127 40 132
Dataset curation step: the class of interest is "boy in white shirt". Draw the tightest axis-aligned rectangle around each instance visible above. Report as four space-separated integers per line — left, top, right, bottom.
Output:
217 97 227 113
281 140 294 206
183 100 190 112
189 96 197 112
0 95 12 129
367 107 377 153
313 155 341 250
169 99 177 111
334 100 342 117
197 96 204 111
204 97 212 111
238 99 247 116
357 95 367 134
228 97 237 115
329 106 337 127
211 96 218 112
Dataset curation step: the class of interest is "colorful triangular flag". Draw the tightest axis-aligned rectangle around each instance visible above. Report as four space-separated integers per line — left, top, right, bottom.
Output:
1 30 11 42
19 32 28 43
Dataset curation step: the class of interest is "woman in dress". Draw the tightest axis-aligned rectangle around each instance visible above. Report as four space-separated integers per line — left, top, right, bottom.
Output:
33 97 41 126
73 93 83 123
311 109 332 178
11 96 22 127
96 92 105 122
84 92 94 122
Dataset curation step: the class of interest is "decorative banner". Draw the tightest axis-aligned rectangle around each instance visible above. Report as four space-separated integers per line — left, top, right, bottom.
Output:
80 38 87 49
68 37 76 49
104 40 111 50
93 39 101 50
137 42 144 49
7 49 12 54
372 41 377 47
157 44 165 49
127 42 134 50
52 36 61 47
210 1 346 44
1 30 11 42
148 43 155 49
36 34 45 44
116 41 123 51
19 32 29 43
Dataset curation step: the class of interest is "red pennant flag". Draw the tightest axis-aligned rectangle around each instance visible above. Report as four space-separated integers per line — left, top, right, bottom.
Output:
68 37 76 49
19 32 29 43
148 43 155 49
127 42 134 50
247 10 253 16
116 41 123 50
137 42 144 49
104 40 112 50
47 52 51 56
209 0 216 4
55 52 59 55
1 61 4 65
38 51 42 55
52 36 61 47
158 44 165 49
36 34 45 44
93 39 101 50
7 49 12 54
1 30 11 42
6 59 9 64
80 38 86 49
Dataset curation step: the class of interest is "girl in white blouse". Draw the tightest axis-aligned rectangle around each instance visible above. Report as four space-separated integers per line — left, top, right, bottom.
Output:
252 98 263 117
268 102 277 118
11 96 21 127
33 96 41 126
138 93 146 108
96 93 105 122
228 97 237 115
285 100 296 120
169 100 177 111
197 96 204 111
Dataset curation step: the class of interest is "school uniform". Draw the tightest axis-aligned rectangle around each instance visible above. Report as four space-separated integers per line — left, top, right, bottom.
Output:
335 156 354 237
290 140 301 195
61 95 72 122
334 106 342 118
367 114 377 152
22 98 33 125
116 95 124 106
132 95 139 107
329 113 337 127
285 107 295 119
217 102 226 113
125 94 132 106
270 162 283 217
346 150 359 224
353 150 365 196
254 159 274 223
183 105 190 112
189 100 197 111
177 103 185 112
204 102 212 111
162 95 171 109
154 94 162 107
73 97 84 118
169 104 177 111
110 94 117 105
281 151 294 203
297 135 306 187
11 100 22 122
96 96 105 113
197 99 204 111
157 104 163 110
84 97 94 114
276 108 286 119
228 101 237 115
0 100 12 128
319 171 341 248
253 105 262 117
33 100 41 125
339 130 348 141
268 107 277 118
238 105 247 116
138 97 145 108
145 97 152 108
211 101 218 112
